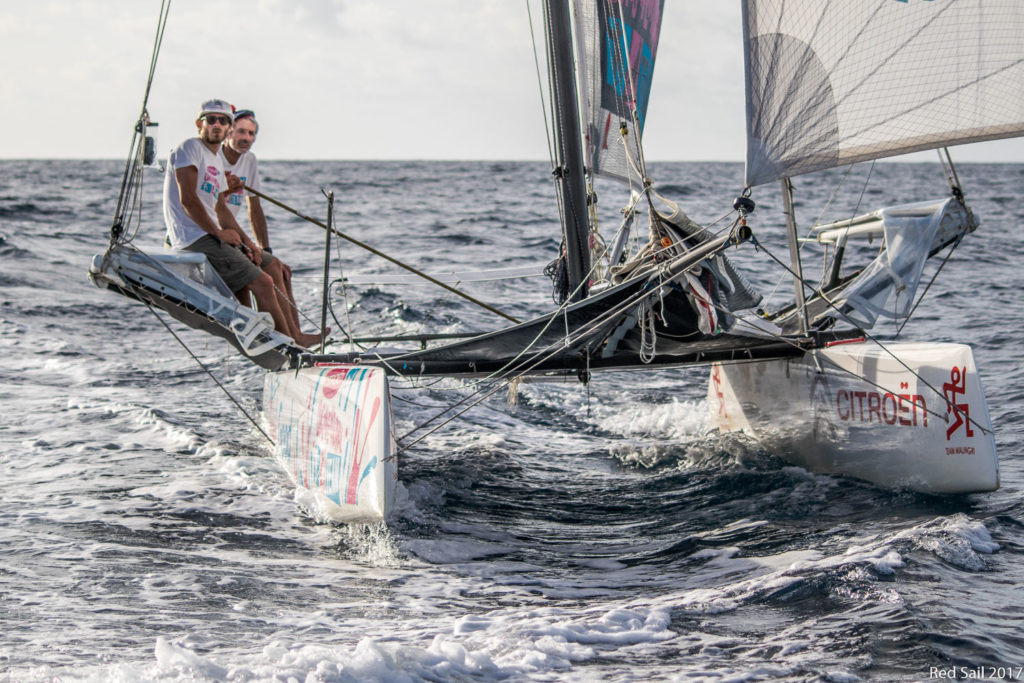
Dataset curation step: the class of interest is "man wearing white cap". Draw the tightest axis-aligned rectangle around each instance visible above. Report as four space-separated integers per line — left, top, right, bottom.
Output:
162 99 319 348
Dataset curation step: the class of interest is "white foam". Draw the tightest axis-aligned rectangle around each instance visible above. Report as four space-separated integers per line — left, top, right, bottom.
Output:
154 637 229 679
426 428 508 452
655 513 1000 619
892 512 999 570
656 538 905 615
592 397 710 441
64 397 203 452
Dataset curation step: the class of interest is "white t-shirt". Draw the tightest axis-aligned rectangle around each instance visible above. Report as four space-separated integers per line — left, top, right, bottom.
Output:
163 137 226 248
220 149 260 219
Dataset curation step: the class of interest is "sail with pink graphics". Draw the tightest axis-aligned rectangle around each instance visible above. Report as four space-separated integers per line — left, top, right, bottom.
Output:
573 0 664 184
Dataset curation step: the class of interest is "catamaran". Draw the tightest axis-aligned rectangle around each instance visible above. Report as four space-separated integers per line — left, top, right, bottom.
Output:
90 1 1024 520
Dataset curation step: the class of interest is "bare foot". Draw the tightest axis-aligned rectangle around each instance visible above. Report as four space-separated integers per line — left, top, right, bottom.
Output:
294 332 324 349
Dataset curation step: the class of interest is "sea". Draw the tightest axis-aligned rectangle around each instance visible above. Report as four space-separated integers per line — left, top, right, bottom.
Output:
2 158 1024 682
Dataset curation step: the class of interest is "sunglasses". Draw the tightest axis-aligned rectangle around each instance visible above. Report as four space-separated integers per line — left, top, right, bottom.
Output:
203 114 231 125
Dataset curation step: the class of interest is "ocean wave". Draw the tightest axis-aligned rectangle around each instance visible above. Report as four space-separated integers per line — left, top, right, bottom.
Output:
5 159 1024 679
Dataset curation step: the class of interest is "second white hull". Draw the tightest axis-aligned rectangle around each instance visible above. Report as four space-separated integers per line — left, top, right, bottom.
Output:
709 341 998 493
263 365 397 521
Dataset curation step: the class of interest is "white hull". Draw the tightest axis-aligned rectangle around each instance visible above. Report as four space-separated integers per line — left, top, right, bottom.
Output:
709 341 998 493
263 365 396 521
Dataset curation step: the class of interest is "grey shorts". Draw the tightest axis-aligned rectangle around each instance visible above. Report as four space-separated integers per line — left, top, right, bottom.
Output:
183 234 277 292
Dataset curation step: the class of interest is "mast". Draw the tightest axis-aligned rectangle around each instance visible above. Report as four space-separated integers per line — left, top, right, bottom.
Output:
543 0 590 301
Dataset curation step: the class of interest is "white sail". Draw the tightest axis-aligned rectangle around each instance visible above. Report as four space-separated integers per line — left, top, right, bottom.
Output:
824 198 969 329
573 0 664 184
743 0 1024 187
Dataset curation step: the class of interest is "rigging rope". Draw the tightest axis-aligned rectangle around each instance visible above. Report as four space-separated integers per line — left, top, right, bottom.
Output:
526 0 557 172
395 243 612 445
747 234 989 436
111 0 170 246
823 160 877 287
396 225 745 448
330 210 358 347
141 298 275 446
761 162 867 307
395 266 675 450
325 279 358 349
895 234 962 338
245 184 520 324
396 207 979 444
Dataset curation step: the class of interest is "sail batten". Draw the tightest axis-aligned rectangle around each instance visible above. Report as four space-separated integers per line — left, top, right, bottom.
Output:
743 0 1024 187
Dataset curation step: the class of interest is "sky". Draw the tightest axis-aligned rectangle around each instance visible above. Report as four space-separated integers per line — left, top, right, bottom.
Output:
1 0 1022 162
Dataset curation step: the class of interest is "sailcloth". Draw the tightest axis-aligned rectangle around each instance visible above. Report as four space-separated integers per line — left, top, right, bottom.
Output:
743 0 1024 187
573 0 665 184
827 198 961 329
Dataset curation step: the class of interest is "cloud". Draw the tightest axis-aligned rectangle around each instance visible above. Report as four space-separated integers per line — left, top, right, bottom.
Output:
258 0 348 35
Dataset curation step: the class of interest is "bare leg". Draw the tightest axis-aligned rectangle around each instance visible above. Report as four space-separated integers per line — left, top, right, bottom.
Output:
248 272 320 348
279 263 302 334
280 263 328 337
264 261 298 335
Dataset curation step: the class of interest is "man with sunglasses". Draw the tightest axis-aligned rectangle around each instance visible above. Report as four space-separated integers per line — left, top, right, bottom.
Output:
162 99 320 348
221 108 322 339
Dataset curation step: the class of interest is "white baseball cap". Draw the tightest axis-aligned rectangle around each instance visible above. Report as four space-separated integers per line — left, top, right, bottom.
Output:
197 99 234 121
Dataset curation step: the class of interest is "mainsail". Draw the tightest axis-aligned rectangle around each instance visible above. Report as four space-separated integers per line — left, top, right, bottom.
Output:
743 0 1024 187
573 0 665 184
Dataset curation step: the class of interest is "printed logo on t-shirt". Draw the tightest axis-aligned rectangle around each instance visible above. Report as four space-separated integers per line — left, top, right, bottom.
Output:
228 175 248 206
202 165 221 197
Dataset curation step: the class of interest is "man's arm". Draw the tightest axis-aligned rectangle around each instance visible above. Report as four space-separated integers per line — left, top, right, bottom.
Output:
175 165 241 247
247 194 288 275
215 188 262 265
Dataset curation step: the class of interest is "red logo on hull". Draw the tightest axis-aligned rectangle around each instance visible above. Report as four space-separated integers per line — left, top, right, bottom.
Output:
943 366 974 440
835 389 927 427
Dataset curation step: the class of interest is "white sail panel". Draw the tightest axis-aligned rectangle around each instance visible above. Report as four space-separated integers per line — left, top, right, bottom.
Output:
828 198 965 329
573 0 664 184
743 0 1024 187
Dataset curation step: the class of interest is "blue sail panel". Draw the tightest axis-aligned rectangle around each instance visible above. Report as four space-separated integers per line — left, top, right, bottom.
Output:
576 0 665 183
